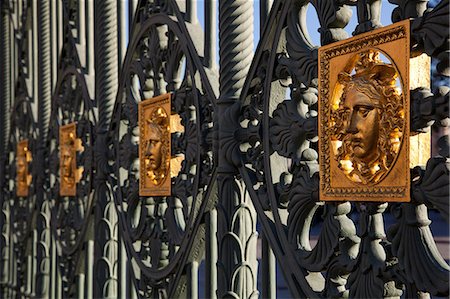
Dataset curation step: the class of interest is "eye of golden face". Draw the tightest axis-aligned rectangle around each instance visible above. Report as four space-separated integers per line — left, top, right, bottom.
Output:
356 106 373 117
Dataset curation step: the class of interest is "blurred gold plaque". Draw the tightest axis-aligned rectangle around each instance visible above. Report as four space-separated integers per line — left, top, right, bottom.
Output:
60 123 84 196
16 140 32 197
139 94 171 196
319 20 411 202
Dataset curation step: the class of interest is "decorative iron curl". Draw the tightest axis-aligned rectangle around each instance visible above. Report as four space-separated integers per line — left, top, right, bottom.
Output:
109 1 217 297
237 0 449 298
47 65 96 296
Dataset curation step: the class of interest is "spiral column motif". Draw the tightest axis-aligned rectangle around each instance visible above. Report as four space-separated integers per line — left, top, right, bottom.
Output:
0 3 11 296
218 0 254 99
0 1 11 154
93 1 119 297
217 0 258 298
35 1 52 297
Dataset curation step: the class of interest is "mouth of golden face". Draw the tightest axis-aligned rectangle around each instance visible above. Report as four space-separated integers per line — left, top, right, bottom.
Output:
145 157 157 170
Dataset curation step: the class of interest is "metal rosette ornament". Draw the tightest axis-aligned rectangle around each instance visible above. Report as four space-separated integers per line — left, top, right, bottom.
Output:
109 1 216 296
5 79 37 293
237 0 449 298
47 42 96 295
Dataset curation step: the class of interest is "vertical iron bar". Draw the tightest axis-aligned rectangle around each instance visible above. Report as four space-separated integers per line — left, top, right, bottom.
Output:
262 233 276 299
50 238 56 299
186 0 197 23
32 229 38 297
259 0 273 34
78 0 86 45
32 0 38 104
119 237 128 299
27 247 32 296
87 0 94 76
77 274 85 299
130 276 138 299
129 0 138 34
117 0 128 70
56 254 62 299
188 261 199 299
117 0 126 292
50 0 57 87
204 0 216 68
86 239 94 299
57 0 63 60
11 241 16 298
86 240 94 299
205 209 217 299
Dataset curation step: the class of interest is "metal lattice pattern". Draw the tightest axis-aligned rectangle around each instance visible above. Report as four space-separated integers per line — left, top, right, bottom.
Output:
0 0 448 298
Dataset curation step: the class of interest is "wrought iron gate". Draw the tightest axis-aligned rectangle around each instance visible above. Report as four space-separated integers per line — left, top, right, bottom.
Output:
0 0 448 298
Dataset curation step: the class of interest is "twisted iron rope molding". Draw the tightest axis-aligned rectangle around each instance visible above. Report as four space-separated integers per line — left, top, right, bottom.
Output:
35 0 51 297
0 2 11 293
219 0 254 99
217 0 258 297
0 1 11 155
38 0 51 143
95 1 117 136
94 0 119 297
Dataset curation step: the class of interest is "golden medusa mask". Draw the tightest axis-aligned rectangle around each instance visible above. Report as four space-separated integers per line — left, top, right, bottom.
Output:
144 107 170 186
16 140 32 197
330 50 405 185
139 94 172 196
60 123 84 196
319 21 412 202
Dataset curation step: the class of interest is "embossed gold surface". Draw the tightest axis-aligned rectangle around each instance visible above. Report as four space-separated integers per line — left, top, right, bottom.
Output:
139 94 172 196
319 20 411 202
409 54 431 167
16 140 32 197
60 123 84 196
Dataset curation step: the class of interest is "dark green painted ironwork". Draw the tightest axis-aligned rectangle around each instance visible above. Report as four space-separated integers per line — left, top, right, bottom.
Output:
0 0 448 298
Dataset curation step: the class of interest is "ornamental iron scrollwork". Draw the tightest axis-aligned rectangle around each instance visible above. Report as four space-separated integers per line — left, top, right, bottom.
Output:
233 0 449 297
47 30 96 295
5 90 37 297
108 1 217 297
2 1 38 295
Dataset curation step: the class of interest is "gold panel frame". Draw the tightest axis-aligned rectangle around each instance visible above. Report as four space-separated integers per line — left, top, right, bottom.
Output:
60 123 84 196
318 20 411 202
139 94 172 196
16 140 32 197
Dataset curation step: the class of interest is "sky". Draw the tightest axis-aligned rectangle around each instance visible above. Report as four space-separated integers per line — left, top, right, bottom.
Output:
194 1 398 57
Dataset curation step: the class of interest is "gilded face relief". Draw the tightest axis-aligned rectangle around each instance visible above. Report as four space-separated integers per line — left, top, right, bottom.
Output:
144 107 170 185
139 94 172 196
331 50 404 185
319 20 411 201
60 123 84 196
61 135 75 187
16 140 32 197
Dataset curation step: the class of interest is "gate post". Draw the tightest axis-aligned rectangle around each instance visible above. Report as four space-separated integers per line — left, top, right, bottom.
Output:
217 0 258 298
93 1 119 297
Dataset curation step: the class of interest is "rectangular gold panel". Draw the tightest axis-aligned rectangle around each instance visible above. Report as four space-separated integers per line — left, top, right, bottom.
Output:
139 94 172 197
16 140 31 197
60 123 83 196
318 20 411 202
